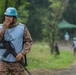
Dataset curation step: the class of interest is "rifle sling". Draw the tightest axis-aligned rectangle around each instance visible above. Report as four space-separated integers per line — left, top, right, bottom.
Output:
0 40 31 75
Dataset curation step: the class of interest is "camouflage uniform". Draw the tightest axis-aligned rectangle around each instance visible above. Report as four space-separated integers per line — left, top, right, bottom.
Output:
0 22 33 75
0 60 26 75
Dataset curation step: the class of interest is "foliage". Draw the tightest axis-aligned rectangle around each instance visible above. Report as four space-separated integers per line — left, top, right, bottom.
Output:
18 5 29 24
64 0 76 24
27 42 75 69
8 0 15 7
0 0 76 41
49 0 63 19
26 0 50 40
40 8 52 41
60 0 76 40
0 0 5 22
0 0 17 23
40 0 67 54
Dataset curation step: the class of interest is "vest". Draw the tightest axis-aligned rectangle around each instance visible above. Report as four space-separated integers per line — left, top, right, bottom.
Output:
0 23 25 62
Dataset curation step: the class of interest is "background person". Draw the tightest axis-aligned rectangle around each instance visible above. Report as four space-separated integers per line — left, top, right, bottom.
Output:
72 37 76 55
54 43 60 55
64 32 69 44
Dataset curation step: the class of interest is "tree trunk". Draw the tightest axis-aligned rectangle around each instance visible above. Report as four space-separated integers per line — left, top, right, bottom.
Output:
51 37 54 54
4 0 8 10
51 27 55 54
15 0 20 9
2 0 8 22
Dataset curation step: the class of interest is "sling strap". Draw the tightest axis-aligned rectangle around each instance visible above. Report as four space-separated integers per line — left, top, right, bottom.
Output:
0 40 31 75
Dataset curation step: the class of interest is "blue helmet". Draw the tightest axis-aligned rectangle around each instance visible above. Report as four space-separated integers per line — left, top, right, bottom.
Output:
65 32 68 35
4 7 18 18
73 37 76 41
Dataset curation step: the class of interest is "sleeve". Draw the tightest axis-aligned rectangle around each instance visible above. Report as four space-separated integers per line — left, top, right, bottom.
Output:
0 30 5 41
21 26 33 55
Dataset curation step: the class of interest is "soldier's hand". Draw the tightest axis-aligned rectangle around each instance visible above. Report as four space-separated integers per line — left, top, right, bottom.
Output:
16 52 24 61
2 19 10 32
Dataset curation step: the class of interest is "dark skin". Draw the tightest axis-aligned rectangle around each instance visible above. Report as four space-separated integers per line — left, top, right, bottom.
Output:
2 16 24 61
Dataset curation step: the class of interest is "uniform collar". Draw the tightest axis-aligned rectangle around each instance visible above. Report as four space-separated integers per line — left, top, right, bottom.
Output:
8 21 19 28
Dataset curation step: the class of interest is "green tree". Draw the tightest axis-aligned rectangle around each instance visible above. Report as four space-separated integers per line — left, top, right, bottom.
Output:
26 0 49 40
18 5 29 24
0 0 5 23
0 0 18 22
64 0 76 24
41 0 69 54
62 0 76 40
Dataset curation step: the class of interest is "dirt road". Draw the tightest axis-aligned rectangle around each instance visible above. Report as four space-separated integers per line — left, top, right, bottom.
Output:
28 59 76 75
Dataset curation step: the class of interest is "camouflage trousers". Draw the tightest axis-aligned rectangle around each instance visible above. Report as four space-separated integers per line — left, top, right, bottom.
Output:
0 60 26 75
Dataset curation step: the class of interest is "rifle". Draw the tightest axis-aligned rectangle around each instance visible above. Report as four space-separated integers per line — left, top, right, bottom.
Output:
2 40 31 75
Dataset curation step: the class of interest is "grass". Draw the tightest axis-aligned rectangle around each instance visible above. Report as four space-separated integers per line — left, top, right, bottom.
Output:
26 41 75 69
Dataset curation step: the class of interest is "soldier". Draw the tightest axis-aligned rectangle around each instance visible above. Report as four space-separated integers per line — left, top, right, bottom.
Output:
0 7 33 75
54 43 60 55
72 37 76 55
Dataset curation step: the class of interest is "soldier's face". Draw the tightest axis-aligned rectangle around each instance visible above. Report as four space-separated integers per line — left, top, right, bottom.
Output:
5 16 15 24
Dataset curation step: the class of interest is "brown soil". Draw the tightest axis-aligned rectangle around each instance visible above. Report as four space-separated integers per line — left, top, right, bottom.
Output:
26 61 76 75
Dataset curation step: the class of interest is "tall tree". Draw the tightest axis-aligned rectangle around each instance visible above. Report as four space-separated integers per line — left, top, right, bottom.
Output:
41 0 69 54
2 0 8 22
4 0 8 10
15 0 21 9
0 0 17 22
0 0 5 23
